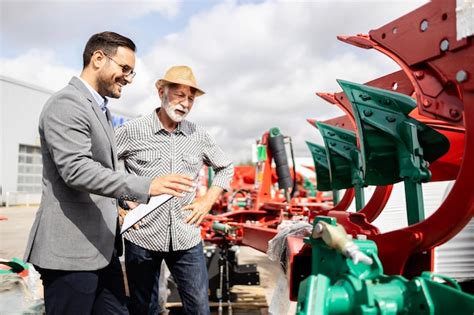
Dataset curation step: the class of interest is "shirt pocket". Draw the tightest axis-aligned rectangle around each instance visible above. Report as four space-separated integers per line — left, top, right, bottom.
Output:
181 153 201 177
135 150 161 170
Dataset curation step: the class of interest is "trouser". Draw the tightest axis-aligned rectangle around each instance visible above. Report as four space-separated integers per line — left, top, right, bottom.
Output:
125 239 210 315
36 252 128 315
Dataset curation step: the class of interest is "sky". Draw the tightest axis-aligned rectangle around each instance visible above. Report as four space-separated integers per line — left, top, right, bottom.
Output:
0 0 428 163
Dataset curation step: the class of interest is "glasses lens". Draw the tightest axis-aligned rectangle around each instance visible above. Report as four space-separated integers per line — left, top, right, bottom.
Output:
105 54 135 78
121 66 130 75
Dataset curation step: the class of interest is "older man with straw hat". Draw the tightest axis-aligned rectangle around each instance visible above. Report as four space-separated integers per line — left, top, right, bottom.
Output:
116 65 234 315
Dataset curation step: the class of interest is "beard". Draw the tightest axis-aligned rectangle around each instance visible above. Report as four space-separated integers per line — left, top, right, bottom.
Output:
96 69 123 99
162 94 189 122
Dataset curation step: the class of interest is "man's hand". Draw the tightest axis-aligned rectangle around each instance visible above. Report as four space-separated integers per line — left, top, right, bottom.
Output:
118 201 140 229
149 174 195 197
182 186 224 226
182 196 213 226
118 207 127 226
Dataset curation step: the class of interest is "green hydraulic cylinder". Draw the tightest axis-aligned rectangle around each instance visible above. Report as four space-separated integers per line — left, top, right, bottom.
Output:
337 80 449 224
212 221 232 234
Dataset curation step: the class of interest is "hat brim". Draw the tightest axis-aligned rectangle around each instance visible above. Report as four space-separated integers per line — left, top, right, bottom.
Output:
155 79 205 97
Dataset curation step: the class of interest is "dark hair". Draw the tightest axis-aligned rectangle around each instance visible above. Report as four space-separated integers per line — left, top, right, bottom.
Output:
82 31 136 68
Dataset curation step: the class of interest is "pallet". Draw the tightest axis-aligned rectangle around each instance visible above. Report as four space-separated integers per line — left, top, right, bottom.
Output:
166 285 268 310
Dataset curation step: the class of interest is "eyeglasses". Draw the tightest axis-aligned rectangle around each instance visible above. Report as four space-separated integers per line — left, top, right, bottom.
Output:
104 53 136 79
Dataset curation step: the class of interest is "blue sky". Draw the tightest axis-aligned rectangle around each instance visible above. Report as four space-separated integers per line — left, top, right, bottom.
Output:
1 0 427 162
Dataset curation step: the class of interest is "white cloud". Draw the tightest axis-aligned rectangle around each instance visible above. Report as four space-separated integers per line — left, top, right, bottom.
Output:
1 0 428 164
0 49 76 91
0 0 182 51
133 0 426 162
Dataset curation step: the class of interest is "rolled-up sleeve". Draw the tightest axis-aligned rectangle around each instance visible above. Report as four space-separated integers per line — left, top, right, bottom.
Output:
202 132 234 191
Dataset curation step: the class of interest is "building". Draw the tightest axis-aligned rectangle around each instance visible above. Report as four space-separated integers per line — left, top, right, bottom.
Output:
0 75 135 206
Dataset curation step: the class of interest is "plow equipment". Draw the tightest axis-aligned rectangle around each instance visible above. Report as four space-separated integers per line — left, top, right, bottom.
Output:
198 0 473 312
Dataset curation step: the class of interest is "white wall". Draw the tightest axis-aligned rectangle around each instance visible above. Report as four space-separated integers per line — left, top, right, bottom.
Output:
365 181 473 282
0 76 52 205
0 75 138 206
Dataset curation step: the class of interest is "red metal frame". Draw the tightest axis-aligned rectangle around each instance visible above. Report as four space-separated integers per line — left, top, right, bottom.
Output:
337 0 473 275
359 185 393 222
203 0 472 298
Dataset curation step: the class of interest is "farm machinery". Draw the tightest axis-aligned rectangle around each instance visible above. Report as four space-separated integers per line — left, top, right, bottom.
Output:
200 0 474 313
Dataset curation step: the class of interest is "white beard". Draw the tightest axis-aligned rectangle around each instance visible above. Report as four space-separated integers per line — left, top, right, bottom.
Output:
162 98 189 123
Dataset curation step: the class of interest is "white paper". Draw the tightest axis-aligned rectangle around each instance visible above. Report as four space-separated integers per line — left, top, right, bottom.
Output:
120 195 172 234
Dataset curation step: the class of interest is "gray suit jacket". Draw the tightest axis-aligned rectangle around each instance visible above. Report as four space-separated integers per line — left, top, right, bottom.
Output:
24 77 152 271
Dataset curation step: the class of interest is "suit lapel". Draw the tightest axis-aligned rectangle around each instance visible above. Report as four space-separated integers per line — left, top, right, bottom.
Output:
69 77 117 169
105 108 118 169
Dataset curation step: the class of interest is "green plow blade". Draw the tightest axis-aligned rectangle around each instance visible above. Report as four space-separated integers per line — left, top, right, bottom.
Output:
306 141 332 191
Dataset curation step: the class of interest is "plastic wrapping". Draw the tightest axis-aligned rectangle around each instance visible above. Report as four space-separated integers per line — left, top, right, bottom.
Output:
0 263 44 314
267 221 311 315
158 261 171 314
267 221 312 264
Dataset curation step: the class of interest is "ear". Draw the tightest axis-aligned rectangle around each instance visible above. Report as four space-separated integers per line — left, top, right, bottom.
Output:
158 87 165 100
91 51 107 70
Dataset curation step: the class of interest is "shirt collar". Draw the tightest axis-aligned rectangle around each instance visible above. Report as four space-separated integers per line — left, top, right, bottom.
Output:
77 76 108 110
152 108 189 136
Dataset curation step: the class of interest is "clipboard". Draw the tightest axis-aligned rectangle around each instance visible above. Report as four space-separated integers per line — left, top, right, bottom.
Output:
120 194 173 234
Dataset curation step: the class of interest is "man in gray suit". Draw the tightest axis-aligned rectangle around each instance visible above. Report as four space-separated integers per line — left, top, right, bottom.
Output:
24 32 194 314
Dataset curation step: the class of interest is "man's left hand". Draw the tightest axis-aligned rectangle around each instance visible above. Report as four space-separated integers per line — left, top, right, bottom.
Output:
182 197 213 226
118 201 140 229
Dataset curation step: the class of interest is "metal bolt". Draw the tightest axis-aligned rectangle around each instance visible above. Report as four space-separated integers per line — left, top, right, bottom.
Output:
422 99 431 108
363 109 373 117
385 116 396 123
456 70 468 83
359 94 371 101
449 109 460 118
328 131 335 136
414 71 424 79
440 39 449 51
420 20 429 32
344 145 350 151
330 142 336 147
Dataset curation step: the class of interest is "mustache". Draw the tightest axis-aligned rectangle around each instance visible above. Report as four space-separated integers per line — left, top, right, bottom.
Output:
173 104 189 113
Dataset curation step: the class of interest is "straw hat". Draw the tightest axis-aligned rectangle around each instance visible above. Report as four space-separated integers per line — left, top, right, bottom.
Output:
155 65 205 96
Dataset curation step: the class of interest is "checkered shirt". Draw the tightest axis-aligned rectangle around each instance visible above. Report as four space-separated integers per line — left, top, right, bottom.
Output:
115 109 234 251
